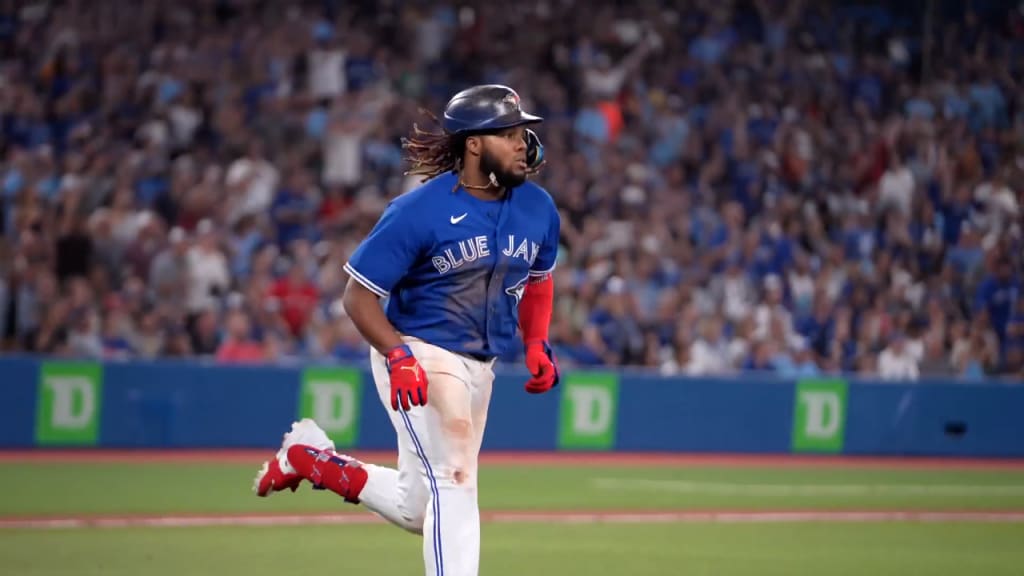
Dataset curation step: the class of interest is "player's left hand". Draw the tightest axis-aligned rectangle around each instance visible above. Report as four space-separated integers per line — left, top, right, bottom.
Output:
386 344 429 411
524 340 560 394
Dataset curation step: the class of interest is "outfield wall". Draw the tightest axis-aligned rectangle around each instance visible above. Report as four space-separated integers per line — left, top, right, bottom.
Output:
1 357 1023 457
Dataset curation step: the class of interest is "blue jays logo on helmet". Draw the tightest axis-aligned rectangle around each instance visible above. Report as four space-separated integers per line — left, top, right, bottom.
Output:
502 91 520 110
442 85 543 135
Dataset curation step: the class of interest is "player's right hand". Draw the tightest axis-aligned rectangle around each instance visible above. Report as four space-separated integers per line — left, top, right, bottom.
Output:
385 344 428 411
524 340 560 394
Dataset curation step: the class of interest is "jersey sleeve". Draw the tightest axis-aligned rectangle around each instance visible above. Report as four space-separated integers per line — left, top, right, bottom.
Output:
343 200 423 297
529 199 561 277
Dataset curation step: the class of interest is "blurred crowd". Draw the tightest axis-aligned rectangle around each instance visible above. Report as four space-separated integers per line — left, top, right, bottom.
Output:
1 0 1023 381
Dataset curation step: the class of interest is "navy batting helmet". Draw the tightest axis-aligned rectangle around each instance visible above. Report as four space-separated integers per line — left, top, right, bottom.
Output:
442 85 543 135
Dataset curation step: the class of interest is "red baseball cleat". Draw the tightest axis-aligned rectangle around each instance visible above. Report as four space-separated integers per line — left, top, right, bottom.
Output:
253 418 335 497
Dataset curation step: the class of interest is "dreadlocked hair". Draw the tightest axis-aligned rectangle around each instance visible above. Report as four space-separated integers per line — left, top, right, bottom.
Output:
401 108 464 183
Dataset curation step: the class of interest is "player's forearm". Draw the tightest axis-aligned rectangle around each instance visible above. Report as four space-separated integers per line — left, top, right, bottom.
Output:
519 275 554 344
342 278 405 355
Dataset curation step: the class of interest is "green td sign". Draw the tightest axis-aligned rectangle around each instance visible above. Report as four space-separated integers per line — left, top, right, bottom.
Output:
35 362 103 446
299 367 363 447
558 371 619 450
791 379 848 453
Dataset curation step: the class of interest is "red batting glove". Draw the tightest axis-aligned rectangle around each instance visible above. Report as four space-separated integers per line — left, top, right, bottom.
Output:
524 340 560 394
386 345 428 411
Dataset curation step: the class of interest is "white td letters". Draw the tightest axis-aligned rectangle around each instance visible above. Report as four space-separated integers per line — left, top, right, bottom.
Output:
46 376 95 429
800 391 841 439
568 386 613 436
308 381 355 434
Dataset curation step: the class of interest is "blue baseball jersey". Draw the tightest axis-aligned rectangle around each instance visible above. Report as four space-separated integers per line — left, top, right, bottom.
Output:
344 172 560 359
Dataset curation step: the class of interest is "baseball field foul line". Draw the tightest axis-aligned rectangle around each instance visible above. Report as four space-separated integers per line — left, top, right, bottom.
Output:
592 478 1024 496
3 510 1024 530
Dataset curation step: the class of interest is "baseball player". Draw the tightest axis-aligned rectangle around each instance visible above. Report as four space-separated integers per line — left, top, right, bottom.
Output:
254 84 561 576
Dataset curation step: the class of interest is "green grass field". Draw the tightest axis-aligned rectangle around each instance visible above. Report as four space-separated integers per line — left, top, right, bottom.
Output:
2 455 1024 575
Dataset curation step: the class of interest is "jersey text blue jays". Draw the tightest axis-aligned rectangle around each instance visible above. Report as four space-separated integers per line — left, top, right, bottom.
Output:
344 172 560 358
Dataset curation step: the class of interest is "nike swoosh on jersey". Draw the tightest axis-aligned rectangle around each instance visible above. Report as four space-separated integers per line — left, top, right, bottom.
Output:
450 213 468 224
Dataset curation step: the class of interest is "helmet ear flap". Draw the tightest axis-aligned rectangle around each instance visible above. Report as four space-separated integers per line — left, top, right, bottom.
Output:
524 128 545 174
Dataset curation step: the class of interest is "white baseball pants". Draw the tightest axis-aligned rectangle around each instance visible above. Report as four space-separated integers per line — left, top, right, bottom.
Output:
356 337 495 576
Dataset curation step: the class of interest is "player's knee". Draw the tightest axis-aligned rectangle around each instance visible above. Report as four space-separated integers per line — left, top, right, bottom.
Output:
397 499 426 535
402 514 425 535
451 467 476 487
443 417 475 486
436 462 477 489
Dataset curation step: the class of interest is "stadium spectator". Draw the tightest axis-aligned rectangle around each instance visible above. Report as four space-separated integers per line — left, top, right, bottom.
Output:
877 333 921 381
268 259 320 339
216 309 265 364
0 0 1021 383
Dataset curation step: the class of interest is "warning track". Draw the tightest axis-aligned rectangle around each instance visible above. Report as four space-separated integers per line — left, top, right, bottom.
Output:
2 450 1023 470
3 510 1024 530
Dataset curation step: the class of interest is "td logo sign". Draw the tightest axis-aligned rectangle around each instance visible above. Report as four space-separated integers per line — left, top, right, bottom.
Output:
558 372 619 450
299 367 363 447
35 362 103 446
791 379 848 453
